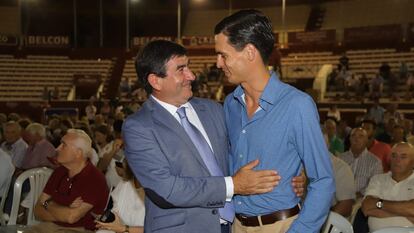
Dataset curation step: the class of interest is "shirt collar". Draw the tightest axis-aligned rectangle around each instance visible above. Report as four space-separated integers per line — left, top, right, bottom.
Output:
151 95 190 116
232 71 283 111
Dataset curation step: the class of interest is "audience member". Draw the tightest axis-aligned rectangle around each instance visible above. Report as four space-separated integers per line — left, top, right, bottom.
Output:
0 148 14 201
361 142 414 232
376 118 396 144
85 98 97 124
338 52 349 71
339 128 383 197
1 121 28 169
337 119 352 151
361 119 392 172
25 129 109 233
331 154 356 218
390 125 406 147
20 123 56 172
383 103 404 125
327 104 341 122
379 62 391 81
367 98 385 125
369 74 384 99
96 160 145 233
325 118 345 155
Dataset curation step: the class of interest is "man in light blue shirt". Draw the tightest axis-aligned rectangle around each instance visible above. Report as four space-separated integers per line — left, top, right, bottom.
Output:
215 10 335 233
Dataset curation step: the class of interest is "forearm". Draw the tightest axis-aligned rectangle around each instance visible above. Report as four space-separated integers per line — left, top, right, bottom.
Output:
34 201 57 222
382 200 414 218
332 199 354 217
97 151 115 172
129 226 144 233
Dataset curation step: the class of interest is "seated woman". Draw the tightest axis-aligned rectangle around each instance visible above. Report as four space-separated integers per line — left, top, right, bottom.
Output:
95 159 145 233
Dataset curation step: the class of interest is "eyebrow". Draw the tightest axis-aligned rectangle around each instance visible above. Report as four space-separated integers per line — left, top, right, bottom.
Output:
176 63 187 71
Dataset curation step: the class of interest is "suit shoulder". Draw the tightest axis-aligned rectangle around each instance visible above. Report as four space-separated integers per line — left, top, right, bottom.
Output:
191 97 223 110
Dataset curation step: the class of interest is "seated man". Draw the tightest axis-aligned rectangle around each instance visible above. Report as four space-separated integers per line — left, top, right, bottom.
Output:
331 155 356 218
339 127 383 197
362 142 414 232
25 129 109 233
0 148 14 201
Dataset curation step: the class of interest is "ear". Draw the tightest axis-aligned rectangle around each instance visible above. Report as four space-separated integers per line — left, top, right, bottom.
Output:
148 74 162 91
244 44 257 62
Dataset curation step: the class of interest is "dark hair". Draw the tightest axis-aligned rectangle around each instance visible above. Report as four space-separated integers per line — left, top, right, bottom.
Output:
135 40 187 94
113 119 123 133
361 119 377 129
214 9 275 64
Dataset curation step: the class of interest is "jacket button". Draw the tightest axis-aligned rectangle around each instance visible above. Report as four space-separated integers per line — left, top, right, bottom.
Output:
212 209 218 215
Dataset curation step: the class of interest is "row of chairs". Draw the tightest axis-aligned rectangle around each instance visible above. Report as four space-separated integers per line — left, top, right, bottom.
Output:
1 168 413 233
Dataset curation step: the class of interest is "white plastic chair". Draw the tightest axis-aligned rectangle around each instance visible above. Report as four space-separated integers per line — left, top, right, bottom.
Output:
322 211 354 233
0 173 13 225
373 226 414 233
8 167 53 226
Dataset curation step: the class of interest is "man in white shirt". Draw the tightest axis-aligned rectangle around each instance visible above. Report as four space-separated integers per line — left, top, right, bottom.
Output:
0 121 28 168
0 148 15 200
362 142 414 232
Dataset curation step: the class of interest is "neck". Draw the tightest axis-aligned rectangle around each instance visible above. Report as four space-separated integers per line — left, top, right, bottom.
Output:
392 170 413 182
351 148 365 157
241 66 271 104
67 160 87 178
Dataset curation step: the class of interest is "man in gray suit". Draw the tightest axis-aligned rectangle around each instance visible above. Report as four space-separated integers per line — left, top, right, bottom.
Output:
123 40 296 233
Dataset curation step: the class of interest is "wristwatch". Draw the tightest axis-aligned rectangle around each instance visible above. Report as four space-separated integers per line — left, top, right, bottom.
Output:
376 199 383 209
42 199 51 210
123 225 129 233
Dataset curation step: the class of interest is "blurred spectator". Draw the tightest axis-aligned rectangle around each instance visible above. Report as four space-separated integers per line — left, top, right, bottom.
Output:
8 113 20 122
85 98 97 124
46 118 61 147
100 100 112 119
339 128 383 197
0 148 14 201
399 61 408 80
338 52 349 71
384 103 404 125
327 68 338 91
405 72 414 99
325 118 345 155
119 76 132 98
1 121 28 169
367 98 385 125
91 114 106 132
379 62 391 80
390 125 406 147
361 119 392 172
331 154 356 218
96 160 145 233
369 74 384 99
337 119 352 151
377 118 397 144
327 105 341 122
403 119 414 142
20 123 56 172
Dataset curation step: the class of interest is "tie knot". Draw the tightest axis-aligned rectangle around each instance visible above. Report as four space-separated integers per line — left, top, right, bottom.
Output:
177 107 187 119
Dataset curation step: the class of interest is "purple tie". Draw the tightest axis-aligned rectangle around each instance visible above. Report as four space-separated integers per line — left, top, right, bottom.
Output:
177 107 235 223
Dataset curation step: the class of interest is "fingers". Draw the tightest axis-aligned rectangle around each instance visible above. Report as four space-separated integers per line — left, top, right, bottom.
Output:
241 159 259 170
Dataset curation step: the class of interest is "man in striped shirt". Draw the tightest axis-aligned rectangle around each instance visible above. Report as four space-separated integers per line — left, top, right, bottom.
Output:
339 127 383 197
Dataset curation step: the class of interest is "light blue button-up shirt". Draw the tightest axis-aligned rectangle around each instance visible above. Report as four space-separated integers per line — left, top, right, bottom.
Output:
224 72 335 233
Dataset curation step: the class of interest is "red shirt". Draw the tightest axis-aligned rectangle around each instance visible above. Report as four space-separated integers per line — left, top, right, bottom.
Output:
369 139 392 172
43 162 109 230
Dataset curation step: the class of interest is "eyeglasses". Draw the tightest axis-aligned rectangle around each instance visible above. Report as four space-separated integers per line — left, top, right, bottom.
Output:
54 174 74 196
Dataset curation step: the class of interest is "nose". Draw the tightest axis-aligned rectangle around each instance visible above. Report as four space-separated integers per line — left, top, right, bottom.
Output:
185 68 195 81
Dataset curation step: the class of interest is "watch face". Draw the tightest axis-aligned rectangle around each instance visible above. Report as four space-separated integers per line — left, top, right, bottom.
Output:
376 200 383 209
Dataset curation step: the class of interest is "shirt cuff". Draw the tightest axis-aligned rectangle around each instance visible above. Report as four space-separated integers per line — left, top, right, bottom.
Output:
224 176 234 202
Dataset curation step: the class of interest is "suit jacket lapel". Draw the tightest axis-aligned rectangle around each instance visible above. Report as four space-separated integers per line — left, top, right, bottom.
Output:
147 98 211 174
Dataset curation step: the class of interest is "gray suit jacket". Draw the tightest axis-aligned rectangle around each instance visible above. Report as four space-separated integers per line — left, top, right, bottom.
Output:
123 97 229 233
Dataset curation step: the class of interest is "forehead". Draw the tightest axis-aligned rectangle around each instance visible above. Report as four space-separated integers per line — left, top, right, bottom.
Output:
351 129 366 137
392 144 414 156
214 33 236 52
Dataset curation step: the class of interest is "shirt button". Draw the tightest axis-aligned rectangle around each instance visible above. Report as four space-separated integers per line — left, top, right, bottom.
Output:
239 154 243 158
242 129 246 134
237 201 242 205
212 209 218 215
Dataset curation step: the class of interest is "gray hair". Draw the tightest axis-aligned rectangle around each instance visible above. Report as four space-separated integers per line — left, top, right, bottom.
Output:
25 123 46 138
67 129 92 159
